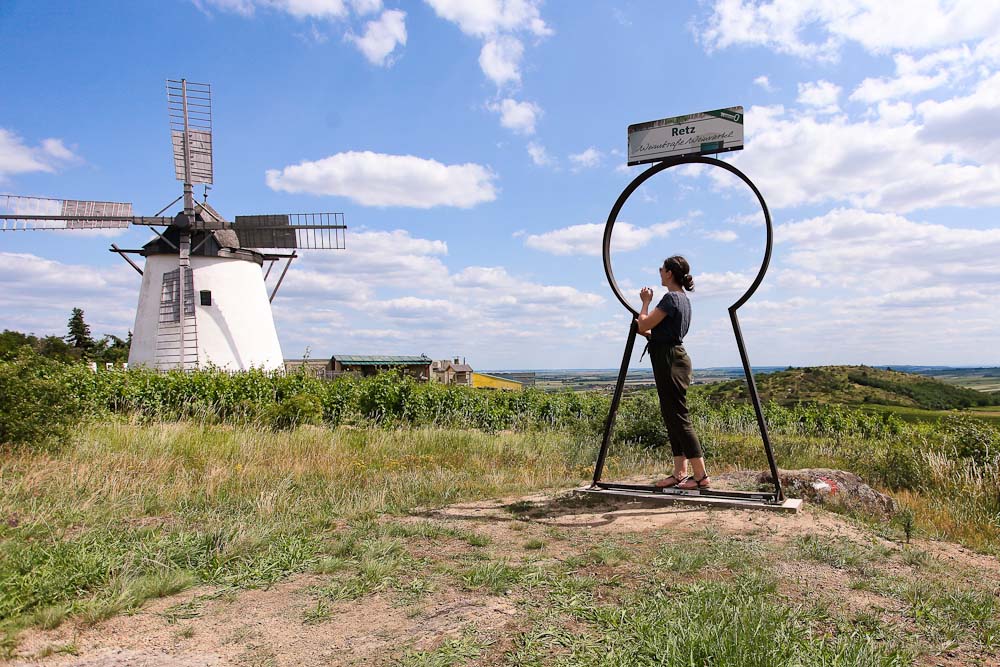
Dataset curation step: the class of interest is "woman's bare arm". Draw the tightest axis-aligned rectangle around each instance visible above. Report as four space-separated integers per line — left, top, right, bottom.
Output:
637 287 667 334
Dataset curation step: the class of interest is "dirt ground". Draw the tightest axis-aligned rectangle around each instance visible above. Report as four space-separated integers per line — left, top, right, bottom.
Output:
11 479 1000 667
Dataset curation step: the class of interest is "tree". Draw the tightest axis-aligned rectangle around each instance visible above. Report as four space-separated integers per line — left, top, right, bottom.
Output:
65 308 95 354
38 335 80 363
0 330 35 361
95 333 130 364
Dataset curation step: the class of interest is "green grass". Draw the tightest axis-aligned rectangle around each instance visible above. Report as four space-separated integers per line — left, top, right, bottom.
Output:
2 395 1000 660
534 572 913 666
396 630 486 667
851 576 1000 651
794 534 885 570
0 423 593 650
460 561 535 595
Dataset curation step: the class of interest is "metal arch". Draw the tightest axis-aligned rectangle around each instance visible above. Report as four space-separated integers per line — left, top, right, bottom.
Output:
591 155 784 503
601 155 772 317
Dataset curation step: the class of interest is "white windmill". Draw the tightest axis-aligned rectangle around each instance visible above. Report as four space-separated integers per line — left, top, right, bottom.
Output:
1 79 346 371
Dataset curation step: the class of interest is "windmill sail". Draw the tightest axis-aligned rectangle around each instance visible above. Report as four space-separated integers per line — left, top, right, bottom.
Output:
167 80 213 185
1 195 134 230
234 212 346 249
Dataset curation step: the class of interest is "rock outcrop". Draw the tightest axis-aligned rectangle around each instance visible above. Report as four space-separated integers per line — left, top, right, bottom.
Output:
757 468 896 515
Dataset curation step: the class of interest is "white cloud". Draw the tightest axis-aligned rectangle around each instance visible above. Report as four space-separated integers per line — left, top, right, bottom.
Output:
0 129 79 180
726 212 765 227
195 0 350 19
526 141 554 166
697 0 1000 61
422 0 551 38
0 252 138 337
425 0 552 133
730 206 1000 365
524 220 684 256
776 269 823 289
479 35 524 87
777 208 1000 291
194 0 399 58
192 0 257 16
875 100 913 124
265 151 498 208
711 104 1000 212
694 270 758 298
847 42 1000 104
349 0 381 14
487 98 540 134
373 296 461 321
347 9 406 65
917 71 1000 163
796 79 841 112
704 230 738 242
272 226 603 360
753 75 775 91
568 147 602 169
851 70 949 104
40 138 77 162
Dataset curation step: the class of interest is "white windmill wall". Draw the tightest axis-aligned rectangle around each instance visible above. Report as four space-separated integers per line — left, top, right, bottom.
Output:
128 254 284 371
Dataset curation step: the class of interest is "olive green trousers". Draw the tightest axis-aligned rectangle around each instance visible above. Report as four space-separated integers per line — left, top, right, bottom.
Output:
649 342 703 459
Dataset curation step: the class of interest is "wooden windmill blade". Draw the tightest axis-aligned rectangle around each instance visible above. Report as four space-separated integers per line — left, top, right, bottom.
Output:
233 212 347 250
166 79 213 186
0 194 173 231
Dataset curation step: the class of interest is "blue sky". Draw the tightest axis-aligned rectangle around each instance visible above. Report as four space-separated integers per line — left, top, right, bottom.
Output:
2 0 999 369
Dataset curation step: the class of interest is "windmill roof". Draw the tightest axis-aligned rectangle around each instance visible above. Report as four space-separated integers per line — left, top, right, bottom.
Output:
212 229 240 248
333 355 432 365
195 201 226 224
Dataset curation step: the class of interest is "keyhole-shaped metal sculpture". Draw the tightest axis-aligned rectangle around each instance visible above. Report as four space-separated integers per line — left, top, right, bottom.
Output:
589 155 784 504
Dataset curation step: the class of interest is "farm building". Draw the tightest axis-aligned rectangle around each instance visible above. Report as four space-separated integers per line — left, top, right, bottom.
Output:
331 354 433 380
284 358 335 379
432 358 474 385
472 372 523 391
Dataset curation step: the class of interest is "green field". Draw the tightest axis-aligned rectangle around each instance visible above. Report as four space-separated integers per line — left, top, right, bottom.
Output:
2 354 1000 664
856 403 1000 426
920 367 1000 393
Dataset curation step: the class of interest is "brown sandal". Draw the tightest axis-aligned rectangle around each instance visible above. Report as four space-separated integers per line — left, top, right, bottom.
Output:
677 475 710 490
654 474 688 488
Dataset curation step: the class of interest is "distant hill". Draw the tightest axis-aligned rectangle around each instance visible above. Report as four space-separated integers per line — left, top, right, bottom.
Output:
697 365 1000 410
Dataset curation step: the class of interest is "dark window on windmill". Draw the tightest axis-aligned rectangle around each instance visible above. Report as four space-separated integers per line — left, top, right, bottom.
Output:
200 290 212 306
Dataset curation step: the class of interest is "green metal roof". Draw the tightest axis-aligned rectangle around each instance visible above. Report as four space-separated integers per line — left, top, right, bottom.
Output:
333 355 431 365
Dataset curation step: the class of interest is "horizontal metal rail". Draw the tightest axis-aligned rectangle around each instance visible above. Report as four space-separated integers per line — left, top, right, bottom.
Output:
594 481 779 503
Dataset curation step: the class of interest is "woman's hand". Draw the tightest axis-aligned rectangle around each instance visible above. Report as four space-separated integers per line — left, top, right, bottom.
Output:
639 287 654 304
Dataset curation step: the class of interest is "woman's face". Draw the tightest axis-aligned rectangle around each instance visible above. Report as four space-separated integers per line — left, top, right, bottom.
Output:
658 265 668 287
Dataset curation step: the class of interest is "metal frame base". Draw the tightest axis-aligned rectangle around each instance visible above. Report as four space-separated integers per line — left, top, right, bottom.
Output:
580 484 801 513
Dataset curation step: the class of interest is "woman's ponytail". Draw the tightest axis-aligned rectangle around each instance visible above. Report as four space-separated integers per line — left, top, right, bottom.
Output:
663 255 695 292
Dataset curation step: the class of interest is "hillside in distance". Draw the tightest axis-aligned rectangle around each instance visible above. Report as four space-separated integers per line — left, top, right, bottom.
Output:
698 365 1000 410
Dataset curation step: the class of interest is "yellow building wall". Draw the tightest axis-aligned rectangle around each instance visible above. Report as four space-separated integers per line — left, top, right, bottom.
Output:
472 372 523 391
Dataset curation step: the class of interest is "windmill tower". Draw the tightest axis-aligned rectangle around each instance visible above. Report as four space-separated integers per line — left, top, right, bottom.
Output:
1 79 346 371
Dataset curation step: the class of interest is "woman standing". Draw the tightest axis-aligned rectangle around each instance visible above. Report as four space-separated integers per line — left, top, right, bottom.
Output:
635 255 709 490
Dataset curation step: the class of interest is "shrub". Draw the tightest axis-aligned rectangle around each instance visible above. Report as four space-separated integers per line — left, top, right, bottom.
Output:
266 393 323 430
615 391 667 447
0 348 84 451
871 439 925 491
943 414 999 464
